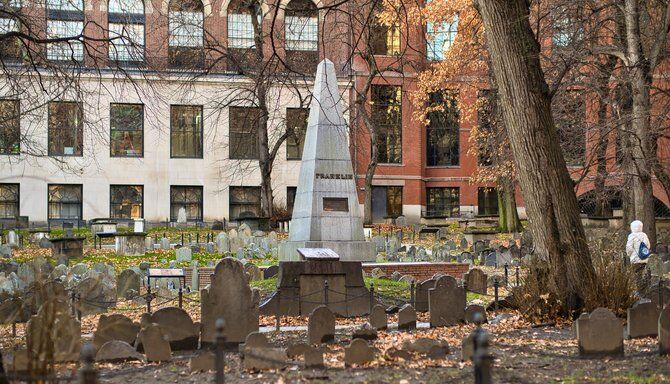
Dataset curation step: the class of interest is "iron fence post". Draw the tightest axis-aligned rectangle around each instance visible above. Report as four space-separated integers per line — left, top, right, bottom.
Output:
178 287 183 309
493 278 499 311
369 282 375 313
324 280 329 306
410 281 415 307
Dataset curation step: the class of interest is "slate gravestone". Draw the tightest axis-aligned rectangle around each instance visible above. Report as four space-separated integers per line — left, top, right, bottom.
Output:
429 275 466 327
398 304 416 330
244 348 288 370
160 237 170 250
145 236 154 251
485 252 497 267
38 237 52 249
117 269 141 299
647 254 663 276
369 304 387 330
240 332 271 354
416 247 428 262
93 314 140 350
308 305 335 344
286 342 310 359
96 340 143 362
460 237 468 250
576 308 624 357
460 252 473 263
216 233 230 253
372 236 385 252
205 242 215 253
0 245 11 258
26 300 81 362
415 279 436 312
496 249 513 266
147 307 200 350
264 265 279 279
245 264 263 281
7 231 18 248
627 300 660 339
344 338 375 366
395 215 407 227
200 258 259 345
660 306 670 355
465 305 487 324
407 245 416 260
137 323 171 362
304 346 325 369
465 268 488 295
473 240 486 255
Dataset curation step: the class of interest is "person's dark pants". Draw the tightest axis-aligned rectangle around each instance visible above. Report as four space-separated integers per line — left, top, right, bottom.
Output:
634 263 650 295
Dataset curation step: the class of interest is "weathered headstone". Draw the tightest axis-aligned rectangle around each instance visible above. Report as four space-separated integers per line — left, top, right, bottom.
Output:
176 247 192 262
627 300 660 339
660 306 670 355
429 275 466 327
26 300 81 362
189 352 215 372
244 347 288 370
352 322 378 341
308 305 335 344
344 338 375 366
117 269 141 299
576 308 624 357
304 346 325 369
264 265 279 279
647 254 664 276
369 304 387 330
465 268 488 295
240 331 271 354
96 340 143 362
465 305 487 324
395 215 407 227
93 314 140 350
397 304 416 330
460 237 468 250
160 237 170 250
245 264 263 282
484 252 497 267
402 338 450 355
415 278 436 312
461 333 475 361
136 323 171 362
372 236 385 253
216 233 230 253
148 307 200 350
200 258 259 345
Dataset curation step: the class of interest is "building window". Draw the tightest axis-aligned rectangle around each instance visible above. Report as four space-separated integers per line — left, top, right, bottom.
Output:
369 10 400 56
108 0 145 64
372 186 402 222
372 85 402 164
229 186 261 220
554 91 586 166
0 100 20 154
476 89 496 167
477 187 498 216
48 184 82 220
110 103 143 157
46 0 84 62
110 185 143 219
0 0 23 60
170 105 203 158
426 187 459 218
229 106 260 160
168 0 204 68
426 16 457 61
427 90 459 166
48 101 83 156
551 5 583 48
0 184 19 218
170 185 202 221
285 0 318 51
287 186 297 214
286 107 308 160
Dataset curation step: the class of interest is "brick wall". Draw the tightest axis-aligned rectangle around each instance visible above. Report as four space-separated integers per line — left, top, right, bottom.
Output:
184 262 470 290
362 262 470 282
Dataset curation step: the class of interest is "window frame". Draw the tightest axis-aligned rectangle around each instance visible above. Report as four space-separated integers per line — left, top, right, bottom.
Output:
168 0 205 68
477 187 499 217
0 183 20 219
229 106 261 160
46 0 84 62
47 183 83 220
285 107 308 160
109 184 144 219
426 16 458 61
371 84 403 164
229 186 262 220
0 99 20 155
425 187 460 218
169 185 203 222
47 101 83 157
108 0 146 65
110 103 144 158
170 104 204 159
426 90 459 167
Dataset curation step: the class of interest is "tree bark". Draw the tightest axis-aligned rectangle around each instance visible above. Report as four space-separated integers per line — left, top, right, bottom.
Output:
624 0 656 246
474 0 596 312
497 177 522 233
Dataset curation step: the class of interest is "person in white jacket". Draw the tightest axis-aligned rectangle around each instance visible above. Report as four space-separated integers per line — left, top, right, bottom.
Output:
625 220 650 293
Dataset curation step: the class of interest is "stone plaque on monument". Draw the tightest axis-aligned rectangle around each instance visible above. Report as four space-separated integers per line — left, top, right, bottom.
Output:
297 248 340 261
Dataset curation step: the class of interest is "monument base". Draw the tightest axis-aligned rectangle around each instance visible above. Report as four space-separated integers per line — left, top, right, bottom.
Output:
279 240 376 262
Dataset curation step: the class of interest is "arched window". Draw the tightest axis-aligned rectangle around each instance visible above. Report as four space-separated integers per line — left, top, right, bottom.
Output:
168 0 204 68
108 0 145 64
227 0 261 72
426 16 457 61
46 0 84 62
0 0 23 60
285 0 317 51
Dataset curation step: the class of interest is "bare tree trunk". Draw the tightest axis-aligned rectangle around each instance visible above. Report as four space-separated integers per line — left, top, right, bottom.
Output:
474 0 596 312
624 0 656 246
497 177 521 233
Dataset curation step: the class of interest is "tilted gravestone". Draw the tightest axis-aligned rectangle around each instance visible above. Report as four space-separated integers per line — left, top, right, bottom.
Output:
308 305 335 344
429 275 466 327
465 268 487 295
576 308 624 357
93 314 140 350
200 258 259 345
117 269 141 299
398 304 416 330
660 306 670 355
369 304 387 330
26 300 81 362
344 338 375 366
96 340 144 362
415 279 436 312
627 300 660 339
465 305 487 324
136 323 171 362
147 307 200 350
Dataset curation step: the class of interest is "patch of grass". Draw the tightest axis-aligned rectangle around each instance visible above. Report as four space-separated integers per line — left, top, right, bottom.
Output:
251 277 278 295
365 277 410 299
559 372 669 384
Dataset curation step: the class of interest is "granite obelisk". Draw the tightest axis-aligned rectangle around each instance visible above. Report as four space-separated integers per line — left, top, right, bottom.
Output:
279 59 375 261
